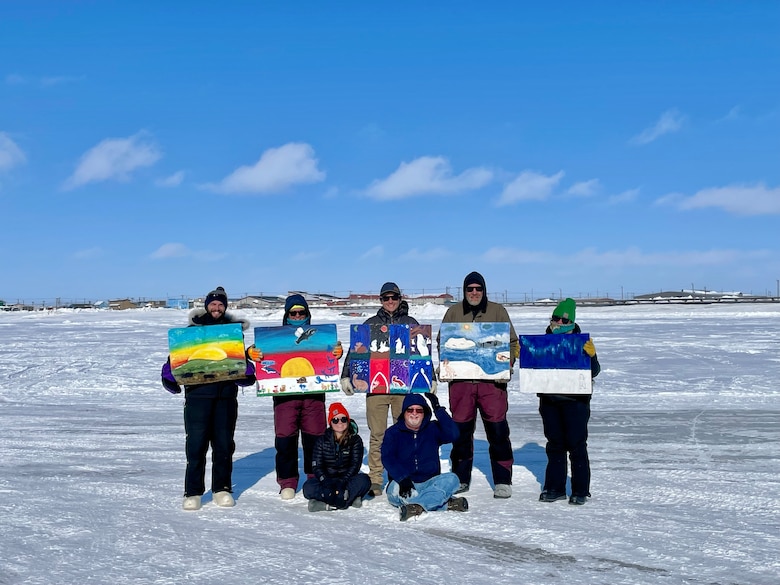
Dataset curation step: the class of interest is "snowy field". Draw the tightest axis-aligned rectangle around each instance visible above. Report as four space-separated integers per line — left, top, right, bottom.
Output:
1 303 778 585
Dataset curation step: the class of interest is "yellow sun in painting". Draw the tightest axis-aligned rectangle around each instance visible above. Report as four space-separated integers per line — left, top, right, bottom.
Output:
189 347 228 361
281 357 315 377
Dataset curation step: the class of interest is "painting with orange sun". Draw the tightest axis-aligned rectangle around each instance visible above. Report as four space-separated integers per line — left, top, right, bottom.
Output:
252 324 341 396
168 324 248 384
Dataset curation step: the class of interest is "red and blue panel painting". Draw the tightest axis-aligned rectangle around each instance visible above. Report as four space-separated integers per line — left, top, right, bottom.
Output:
518 334 593 394
438 322 511 381
253 324 340 396
168 323 247 385
349 324 433 394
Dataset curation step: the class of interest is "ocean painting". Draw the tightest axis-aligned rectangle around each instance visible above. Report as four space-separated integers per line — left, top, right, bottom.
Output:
438 322 511 381
253 324 340 396
349 324 433 393
518 333 593 394
168 323 247 385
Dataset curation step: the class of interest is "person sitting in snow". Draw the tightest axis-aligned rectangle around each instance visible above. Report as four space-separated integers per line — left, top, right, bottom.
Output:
381 393 467 521
302 402 371 511
537 297 601 506
161 286 256 511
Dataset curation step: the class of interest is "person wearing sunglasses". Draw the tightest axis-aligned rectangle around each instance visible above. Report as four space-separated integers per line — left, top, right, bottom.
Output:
381 392 467 521
339 281 423 497
302 402 370 511
247 293 344 501
161 286 256 511
437 271 519 500
538 298 600 506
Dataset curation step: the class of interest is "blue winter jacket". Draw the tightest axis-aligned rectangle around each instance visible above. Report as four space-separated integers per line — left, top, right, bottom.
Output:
381 393 459 483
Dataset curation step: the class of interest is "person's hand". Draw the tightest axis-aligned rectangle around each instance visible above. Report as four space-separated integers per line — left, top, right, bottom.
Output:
332 341 343 359
398 478 414 498
340 377 354 396
583 339 597 357
247 345 263 361
424 392 440 410
429 379 438 395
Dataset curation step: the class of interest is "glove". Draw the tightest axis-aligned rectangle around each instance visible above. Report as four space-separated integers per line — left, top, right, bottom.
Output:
247 345 263 361
332 341 343 359
429 379 438 395
583 339 597 357
340 377 355 396
424 391 440 411
398 477 414 499
161 360 182 394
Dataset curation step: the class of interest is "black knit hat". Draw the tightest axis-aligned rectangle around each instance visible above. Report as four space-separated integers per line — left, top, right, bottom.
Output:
204 286 228 308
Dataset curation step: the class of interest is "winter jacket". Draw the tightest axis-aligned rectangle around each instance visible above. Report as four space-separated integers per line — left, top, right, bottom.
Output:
340 300 419 379
381 393 459 483
161 308 256 396
311 421 365 481
538 323 601 403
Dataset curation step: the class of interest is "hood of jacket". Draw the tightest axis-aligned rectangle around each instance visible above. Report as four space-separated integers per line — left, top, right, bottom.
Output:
396 393 433 427
283 294 311 326
462 271 488 315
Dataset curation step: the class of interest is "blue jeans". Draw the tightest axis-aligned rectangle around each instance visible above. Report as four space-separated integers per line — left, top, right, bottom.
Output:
386 472 460 511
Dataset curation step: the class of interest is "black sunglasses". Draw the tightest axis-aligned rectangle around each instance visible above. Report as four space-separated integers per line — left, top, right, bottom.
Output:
551 316 571 324
288 310 307 317
331 416 348 424
465 286 483 293
381 294 400 301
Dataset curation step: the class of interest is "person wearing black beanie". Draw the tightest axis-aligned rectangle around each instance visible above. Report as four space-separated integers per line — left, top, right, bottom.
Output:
437 271 518 499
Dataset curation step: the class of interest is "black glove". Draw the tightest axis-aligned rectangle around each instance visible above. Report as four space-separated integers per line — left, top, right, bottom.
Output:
425 392 440 410
398 477 414 498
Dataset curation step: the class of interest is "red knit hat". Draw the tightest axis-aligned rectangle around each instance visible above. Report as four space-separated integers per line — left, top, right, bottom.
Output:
328 402 350 423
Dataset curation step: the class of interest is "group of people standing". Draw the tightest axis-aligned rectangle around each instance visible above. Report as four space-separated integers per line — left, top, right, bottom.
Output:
162 272 600 520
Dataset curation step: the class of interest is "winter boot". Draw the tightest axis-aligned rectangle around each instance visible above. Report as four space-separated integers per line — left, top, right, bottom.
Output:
447 497 468 512
454 482 470 495
213 491 235 507
280 488 295 500
182 495 202 511
493 484 512 499
399 503 425 521
539 490 567 503
308 499 329 512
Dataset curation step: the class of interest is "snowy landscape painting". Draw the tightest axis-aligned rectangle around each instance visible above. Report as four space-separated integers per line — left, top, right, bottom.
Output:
1 303 779 585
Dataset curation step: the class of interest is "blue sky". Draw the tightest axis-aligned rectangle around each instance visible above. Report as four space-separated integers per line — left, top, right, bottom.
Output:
2 1 779 302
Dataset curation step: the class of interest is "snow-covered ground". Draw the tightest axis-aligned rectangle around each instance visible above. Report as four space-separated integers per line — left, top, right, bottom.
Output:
1 303 778 585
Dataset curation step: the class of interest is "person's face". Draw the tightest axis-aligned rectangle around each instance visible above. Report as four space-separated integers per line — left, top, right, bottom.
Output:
550 315 572 333
206 300 225 318
380 292 401 312
287 308 307 323
330 414 349 433
464 284 484 307
404 405 425 430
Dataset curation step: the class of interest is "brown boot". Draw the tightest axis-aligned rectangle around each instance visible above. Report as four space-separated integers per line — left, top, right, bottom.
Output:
399 503 424 521
447 496 468 512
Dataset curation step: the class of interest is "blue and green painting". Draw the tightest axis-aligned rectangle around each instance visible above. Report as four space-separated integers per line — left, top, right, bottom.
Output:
439 322 511 381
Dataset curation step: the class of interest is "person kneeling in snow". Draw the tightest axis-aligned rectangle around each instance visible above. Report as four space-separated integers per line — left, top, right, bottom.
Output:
381 393 467 521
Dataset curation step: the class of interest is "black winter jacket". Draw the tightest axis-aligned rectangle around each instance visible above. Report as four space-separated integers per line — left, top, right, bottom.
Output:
311 421 365 482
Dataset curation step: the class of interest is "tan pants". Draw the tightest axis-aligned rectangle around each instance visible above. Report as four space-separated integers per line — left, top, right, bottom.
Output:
365 394 405 485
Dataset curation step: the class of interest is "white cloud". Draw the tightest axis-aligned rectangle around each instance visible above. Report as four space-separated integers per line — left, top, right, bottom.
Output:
608 188 640 204
206 142 325 194
630 109 686 145
481 245 769 268
63 132 162 190
360 246 384 260
399 248 451 262
496 170 564 206
155 171 186 187
0 132 26 172
5 74 26 85
150 243 226 262
567 179 600 197
675 183 780 215
365 156 493 200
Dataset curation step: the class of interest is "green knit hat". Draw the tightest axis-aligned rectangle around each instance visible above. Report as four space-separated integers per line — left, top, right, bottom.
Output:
552 298 576 322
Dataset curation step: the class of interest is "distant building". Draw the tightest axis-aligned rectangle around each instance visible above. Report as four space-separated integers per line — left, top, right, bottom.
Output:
166 298 190 310
109 299 138 310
